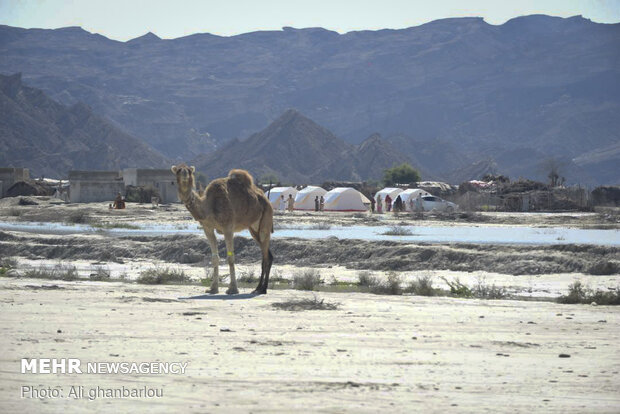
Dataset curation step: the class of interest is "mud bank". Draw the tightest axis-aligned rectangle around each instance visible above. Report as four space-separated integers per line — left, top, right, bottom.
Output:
1 230 618 276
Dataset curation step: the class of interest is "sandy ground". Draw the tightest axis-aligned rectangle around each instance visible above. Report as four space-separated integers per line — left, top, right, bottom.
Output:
1 197 619 412
1 278 619 413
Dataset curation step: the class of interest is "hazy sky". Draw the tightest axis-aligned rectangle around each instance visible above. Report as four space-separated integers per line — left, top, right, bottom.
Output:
1 0 619 41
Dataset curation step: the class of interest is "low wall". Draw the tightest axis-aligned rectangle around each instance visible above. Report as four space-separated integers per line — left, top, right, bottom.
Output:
70 180 125 203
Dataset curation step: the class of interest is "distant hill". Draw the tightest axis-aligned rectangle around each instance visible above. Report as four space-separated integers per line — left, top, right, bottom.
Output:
1 15 619 184
192 110 412 183
0 73 169 177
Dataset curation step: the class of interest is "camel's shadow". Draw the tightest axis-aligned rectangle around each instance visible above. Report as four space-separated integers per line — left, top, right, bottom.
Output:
178 293 260 301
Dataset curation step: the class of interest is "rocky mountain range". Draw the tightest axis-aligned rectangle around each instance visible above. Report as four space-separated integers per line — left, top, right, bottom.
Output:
0 73 168 177
192 109 409 183
1 15 619 184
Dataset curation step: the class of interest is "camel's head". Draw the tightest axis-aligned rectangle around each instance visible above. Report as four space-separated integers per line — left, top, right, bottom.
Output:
171 163 195 193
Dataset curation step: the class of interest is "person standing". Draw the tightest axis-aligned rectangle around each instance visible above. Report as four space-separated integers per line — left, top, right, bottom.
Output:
319 195 325 212
314 196 319 212
408 197 415 212
415 193 423 212
377 194 383 213
287 194 295 212
385 194 392 212
370 195 376 213
279 195 286 211
394 195 403 212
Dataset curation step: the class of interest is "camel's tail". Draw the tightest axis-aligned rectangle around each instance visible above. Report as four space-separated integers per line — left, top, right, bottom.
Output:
228 169 253 187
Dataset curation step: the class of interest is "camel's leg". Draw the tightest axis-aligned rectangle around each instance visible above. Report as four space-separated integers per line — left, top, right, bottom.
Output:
250 224 273 294
249 228 266 292
204 228 219 294
259 245 274 294
224 230 239 295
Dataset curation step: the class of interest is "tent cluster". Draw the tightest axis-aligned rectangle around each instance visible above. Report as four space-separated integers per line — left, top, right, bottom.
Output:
374 187 430 212
264 186 370 212
265 186 437 213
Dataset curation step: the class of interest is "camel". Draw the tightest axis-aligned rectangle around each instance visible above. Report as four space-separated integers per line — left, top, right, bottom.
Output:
171 164 274 294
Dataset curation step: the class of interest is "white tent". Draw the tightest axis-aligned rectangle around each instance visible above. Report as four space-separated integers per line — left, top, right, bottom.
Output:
398 189 431 211
265 187 298 210
374 187 403 212
294 186 327 211
323 187 370 212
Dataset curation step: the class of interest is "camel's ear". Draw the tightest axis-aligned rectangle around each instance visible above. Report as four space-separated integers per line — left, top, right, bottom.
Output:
190 166 195 174
171 165 178 174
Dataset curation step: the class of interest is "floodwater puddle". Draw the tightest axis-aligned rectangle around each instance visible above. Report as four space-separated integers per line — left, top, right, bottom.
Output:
0 221 618 246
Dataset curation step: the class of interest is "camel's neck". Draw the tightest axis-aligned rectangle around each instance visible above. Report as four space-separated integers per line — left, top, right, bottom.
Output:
179 188 205 221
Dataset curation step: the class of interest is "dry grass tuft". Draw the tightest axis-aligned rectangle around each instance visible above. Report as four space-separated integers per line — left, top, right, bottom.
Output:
272 295 340 311
137 267 189 285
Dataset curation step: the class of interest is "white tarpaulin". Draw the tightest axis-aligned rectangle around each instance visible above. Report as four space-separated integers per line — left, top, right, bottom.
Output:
398 189 431 211
374 187 403 211
323 187 370 212
294 186 327 210
265 187 298 210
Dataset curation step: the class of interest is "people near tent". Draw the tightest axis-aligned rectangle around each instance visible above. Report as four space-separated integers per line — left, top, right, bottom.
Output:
370 195 376 213
315 196 320 212
319 195 325 212
113 192 126 209
279 195 286 211
415 193 424 212
376 194 383 213
408 197 415 212
287 194 295 212
385 194 392 212
393 195 403 212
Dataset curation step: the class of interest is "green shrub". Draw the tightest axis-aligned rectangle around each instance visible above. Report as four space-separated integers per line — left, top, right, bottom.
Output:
237 269 258 283
558 281 620 305
293 270 322 291
89 266 111 281
21 264 79 281
405 275 436 296
357 271 378 287
472 277 508 299
369 272 402 295
382 225 413 236
441 277 472 297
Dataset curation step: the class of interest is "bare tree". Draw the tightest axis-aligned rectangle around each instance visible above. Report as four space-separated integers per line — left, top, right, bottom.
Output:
540 158 566 187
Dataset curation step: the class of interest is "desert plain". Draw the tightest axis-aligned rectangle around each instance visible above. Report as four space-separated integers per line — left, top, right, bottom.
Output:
0 197 619 413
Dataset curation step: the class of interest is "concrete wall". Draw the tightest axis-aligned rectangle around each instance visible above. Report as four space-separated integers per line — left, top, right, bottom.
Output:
123 168 179 203
0 167 30 197
69 170 123 203
70 180 125 203
68 169 179 204
69 170 121 182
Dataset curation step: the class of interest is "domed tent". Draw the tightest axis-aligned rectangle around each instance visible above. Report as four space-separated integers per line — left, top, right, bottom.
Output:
265 187 298 210
323 187 370 212
398 189 431 211
374 187 403 212
294 186 327 210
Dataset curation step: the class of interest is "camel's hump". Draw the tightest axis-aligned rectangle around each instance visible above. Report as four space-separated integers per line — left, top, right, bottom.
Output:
228 169 253 187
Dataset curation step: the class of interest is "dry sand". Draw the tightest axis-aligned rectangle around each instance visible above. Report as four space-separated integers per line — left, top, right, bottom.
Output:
1 197 619 412
1 278 619 413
